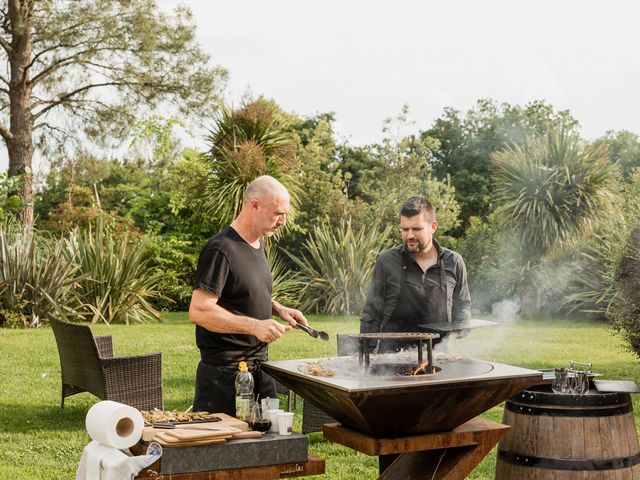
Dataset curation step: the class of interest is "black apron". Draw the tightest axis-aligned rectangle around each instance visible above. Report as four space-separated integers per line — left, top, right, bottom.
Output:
400 254 450 324
193 359 276 416
377 259 449 469
378 256 450 352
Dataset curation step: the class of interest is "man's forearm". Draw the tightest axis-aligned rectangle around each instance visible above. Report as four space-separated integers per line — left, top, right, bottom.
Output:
190 300 260 335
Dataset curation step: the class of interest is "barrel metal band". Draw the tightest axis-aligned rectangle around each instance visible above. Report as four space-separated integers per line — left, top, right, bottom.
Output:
506 401 632 417
498 448 640 471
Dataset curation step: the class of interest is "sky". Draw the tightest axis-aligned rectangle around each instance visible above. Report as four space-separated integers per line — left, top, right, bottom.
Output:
182 0 640 146
5 1 640 173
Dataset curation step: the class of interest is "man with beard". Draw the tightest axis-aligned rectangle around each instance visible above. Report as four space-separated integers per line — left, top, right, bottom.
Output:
189 175 308 415
360 196 471 350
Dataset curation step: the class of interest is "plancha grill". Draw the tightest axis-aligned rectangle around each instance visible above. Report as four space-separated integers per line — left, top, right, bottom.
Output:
263 349 543 437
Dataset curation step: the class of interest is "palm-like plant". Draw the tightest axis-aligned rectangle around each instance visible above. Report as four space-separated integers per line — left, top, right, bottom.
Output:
202 99 301 228
267 242 304 308
493 128 618 258
492 128 619 314
285 220 393 315
0 222 79 327
563 169 640 318
64 218 165 324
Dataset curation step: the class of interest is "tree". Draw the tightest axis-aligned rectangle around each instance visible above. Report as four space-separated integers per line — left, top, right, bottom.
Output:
0 0 226 226
201 98 300 229
592 130 640 180
354 108 461 240
492 128 619 315
275 111 355 263
422 99 579 235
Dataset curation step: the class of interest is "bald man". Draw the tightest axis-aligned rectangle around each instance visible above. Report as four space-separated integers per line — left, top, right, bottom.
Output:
190 176 308 415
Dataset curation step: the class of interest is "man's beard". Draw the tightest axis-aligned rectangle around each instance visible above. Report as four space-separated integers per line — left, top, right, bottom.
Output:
404 239 427 252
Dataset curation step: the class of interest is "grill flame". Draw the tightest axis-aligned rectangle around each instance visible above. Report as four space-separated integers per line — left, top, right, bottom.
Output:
411 360 430 376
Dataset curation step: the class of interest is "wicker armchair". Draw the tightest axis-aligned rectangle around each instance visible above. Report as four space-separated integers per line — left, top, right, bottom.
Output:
49 315 163 411
302 333 359 433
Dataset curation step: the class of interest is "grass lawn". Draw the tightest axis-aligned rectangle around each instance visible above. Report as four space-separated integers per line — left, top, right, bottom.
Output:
2 314 640 479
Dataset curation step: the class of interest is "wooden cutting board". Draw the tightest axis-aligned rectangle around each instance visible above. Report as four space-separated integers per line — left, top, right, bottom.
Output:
230 430 264 439
164 427 240 441
142 413 249 442
153 431 228 447
151 429 263 447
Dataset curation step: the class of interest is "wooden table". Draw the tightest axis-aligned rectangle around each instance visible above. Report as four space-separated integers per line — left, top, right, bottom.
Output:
134 454 325 480
323 417 509 480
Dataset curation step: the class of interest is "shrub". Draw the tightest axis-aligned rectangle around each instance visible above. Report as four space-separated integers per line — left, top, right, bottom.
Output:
268 243 304 309
143 234 199 311
64 219 166 324
562 170 640 319
285 220 393 315
606 171 640 356
0 222 78 328
608 226 640 356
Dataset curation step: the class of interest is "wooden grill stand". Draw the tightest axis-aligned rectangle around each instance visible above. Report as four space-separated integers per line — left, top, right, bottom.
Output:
323 417 509 480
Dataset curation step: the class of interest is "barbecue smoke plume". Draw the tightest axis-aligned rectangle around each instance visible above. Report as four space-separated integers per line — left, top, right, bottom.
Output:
446 297 521 359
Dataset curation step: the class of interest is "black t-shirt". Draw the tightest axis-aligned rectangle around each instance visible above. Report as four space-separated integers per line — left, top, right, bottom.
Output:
193 226 273 364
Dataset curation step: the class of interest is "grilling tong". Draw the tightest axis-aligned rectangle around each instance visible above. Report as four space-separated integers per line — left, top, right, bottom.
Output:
296 322 329 341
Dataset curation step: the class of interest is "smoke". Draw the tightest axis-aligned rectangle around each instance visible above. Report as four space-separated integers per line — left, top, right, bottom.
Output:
446 297 522 360
491 297 520 324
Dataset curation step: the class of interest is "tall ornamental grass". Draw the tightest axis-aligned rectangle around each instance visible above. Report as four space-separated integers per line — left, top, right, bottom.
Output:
0 222 79 327
286 220 393 315
64 220 165 324
268 243 304 308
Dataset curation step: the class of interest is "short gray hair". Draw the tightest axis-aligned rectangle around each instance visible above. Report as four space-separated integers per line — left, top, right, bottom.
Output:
243 175 289 204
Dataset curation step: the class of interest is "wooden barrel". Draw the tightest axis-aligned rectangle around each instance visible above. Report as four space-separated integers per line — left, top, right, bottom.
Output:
496 385 640 479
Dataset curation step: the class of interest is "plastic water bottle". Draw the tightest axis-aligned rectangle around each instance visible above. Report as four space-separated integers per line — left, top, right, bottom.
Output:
235 361 254 421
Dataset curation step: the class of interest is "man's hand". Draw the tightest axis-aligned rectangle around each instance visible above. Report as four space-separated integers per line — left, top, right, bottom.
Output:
452 328 470 339
273 301 309 328
254 319 291 343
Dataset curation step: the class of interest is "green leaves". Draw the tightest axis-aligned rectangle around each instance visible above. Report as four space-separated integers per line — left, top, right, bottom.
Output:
0 222 79 328
492 128 619 259
284 220 393 315
0 215 170 327
423 99 580 234
63 218 166 325
202 99 301 229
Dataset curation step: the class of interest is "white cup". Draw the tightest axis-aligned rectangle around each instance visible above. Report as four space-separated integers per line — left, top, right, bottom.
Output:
268 408 283 433
261 397 280 413
277 412 294 435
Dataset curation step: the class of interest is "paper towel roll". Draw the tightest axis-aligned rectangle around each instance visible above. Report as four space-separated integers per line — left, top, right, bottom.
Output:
85 401 144 449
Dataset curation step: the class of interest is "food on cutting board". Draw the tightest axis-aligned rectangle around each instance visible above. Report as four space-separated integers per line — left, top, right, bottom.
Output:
141 409 219 424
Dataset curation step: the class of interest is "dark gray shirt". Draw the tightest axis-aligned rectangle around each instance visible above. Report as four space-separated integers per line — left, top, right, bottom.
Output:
361 240 471 335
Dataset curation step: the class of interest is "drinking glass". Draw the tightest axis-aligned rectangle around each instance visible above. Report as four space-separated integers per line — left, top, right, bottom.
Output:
574 371 590 395
249 403 271 432
552 368 567 394
566 369 577 394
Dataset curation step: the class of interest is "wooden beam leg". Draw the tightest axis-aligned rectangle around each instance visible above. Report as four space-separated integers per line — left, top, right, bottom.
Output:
377 426 504 480
379 450 448 479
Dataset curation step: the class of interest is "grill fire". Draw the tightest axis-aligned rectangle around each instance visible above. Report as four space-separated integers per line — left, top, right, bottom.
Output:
352 332 439 373
411 360 430 376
